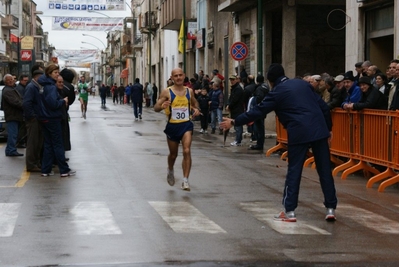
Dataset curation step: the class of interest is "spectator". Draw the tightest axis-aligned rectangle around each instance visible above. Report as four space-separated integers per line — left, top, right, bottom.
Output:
2 74 24 157
341 71 361 110
249 75 269 150
131 78 144 121
354 62 364 82
118 84 125 104
23 68 44 171
327 75 346 110
375 73 390 95
209 80 224 134
344 76 387 110
37 64 75 177
99 84 107 106
125 83 132 105
226 75 244 146
152 83 158 106
197 88 210 134
112 83 118 104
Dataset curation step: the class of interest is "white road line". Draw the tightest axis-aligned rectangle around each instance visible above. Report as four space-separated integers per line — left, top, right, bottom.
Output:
240 202 331 235
69 202 122 235
149 201 226 234
0 203 21 237
338 204 399 234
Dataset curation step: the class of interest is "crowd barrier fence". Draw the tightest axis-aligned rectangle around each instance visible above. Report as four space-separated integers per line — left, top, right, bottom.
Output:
266 109 399 192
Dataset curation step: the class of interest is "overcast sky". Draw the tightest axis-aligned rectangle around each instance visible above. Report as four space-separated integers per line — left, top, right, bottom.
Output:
34 0 131 51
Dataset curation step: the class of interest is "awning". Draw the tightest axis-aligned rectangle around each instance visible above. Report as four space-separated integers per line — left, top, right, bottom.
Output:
120 68 129 79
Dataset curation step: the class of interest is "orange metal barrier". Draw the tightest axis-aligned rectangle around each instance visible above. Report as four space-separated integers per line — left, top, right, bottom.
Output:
267 109 399 192
266 116 288 160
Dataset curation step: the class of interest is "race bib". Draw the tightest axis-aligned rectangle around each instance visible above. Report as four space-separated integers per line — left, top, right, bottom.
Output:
80 89 87 94
171 107 189 121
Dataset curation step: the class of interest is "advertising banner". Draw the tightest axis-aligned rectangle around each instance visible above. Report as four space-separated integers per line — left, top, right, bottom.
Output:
48 0 125 11
52 17 124 31
53 49 101 63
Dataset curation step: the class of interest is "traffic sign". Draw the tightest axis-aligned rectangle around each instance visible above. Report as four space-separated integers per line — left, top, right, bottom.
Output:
230 42 248 61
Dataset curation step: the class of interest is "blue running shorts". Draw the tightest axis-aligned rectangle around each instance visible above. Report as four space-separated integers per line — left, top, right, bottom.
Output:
164 121 194 143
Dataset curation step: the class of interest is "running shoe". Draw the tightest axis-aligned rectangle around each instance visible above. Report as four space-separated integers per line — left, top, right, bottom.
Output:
138 113 142 120
181 181 190 191
60 170 76 177
325 208 336 221
41 171 54 177
167 172 175 186
83 111 86 119
274 210 296 222
199 128 204 133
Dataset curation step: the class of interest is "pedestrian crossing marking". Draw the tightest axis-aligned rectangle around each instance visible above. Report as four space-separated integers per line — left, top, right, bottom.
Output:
338 204 399 234
69 202 122 235
240 202 331 235
149 201 226 234
0 203 21 237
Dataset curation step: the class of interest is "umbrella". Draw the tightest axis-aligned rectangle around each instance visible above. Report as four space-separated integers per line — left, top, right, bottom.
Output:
223 128 230 147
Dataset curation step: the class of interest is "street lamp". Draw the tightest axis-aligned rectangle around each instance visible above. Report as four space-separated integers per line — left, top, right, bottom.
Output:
81 41 100 50
87 10 111 18
82 33 106 48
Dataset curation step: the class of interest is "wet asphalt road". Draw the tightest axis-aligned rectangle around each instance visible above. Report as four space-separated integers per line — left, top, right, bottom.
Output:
0 96 399 267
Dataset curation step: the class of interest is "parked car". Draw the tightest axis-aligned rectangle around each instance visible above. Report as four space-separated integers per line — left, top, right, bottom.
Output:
0 85 8 140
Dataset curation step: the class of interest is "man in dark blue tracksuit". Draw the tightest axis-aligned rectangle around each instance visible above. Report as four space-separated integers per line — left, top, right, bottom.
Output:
220 64 337 222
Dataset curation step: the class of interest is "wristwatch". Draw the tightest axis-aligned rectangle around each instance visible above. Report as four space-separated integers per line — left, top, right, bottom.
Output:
230 119 235 126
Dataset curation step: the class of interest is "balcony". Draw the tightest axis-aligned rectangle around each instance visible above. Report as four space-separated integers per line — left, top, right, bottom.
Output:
133 34 143 50
35 52 48 63
218 0 257 12
160 0 192 30
139 11 159 33
5 42 18 62
2 14 19 29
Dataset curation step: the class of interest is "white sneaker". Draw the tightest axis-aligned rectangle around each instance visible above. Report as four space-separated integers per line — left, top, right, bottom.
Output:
61 170 76 177
204 130 208 134
230 141 242 146
181 181 190 191
199 128 204 133
41 171 54 177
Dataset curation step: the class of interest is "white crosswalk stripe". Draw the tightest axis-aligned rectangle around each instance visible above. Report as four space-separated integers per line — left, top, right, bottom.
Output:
69 201 122 235
149 201 226 234
240 202 331 235
0 203 21 237
338 204 399 234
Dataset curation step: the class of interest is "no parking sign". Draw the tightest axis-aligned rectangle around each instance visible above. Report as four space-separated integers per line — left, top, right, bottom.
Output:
230 42 248 61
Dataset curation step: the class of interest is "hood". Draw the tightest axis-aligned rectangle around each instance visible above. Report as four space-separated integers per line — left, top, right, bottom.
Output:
60 68 75 83
37 74 55 86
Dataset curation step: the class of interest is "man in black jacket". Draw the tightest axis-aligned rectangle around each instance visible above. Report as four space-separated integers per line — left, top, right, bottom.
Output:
2 74 24 156
23 68 44 171
226 75 244 146
131 78 144 121
249 75 269 150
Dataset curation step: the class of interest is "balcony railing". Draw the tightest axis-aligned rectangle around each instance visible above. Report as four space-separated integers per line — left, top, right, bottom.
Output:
2 14 19 29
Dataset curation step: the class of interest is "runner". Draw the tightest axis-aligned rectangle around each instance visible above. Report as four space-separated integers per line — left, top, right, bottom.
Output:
154 68 201 191
77 76 90 119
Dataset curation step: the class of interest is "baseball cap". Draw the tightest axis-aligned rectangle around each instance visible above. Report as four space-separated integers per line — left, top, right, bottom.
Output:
334 75 344 82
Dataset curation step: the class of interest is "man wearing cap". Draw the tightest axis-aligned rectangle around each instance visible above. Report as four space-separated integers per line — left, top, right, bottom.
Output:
344 76 387 110
327 75 346 110
226 74 244 146
220 63 337 222
22 67 44 171
341 71 361 110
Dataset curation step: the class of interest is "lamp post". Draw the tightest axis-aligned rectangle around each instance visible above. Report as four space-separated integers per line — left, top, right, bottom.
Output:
87 10 111 18
81 41 100 50
82 34 106 49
